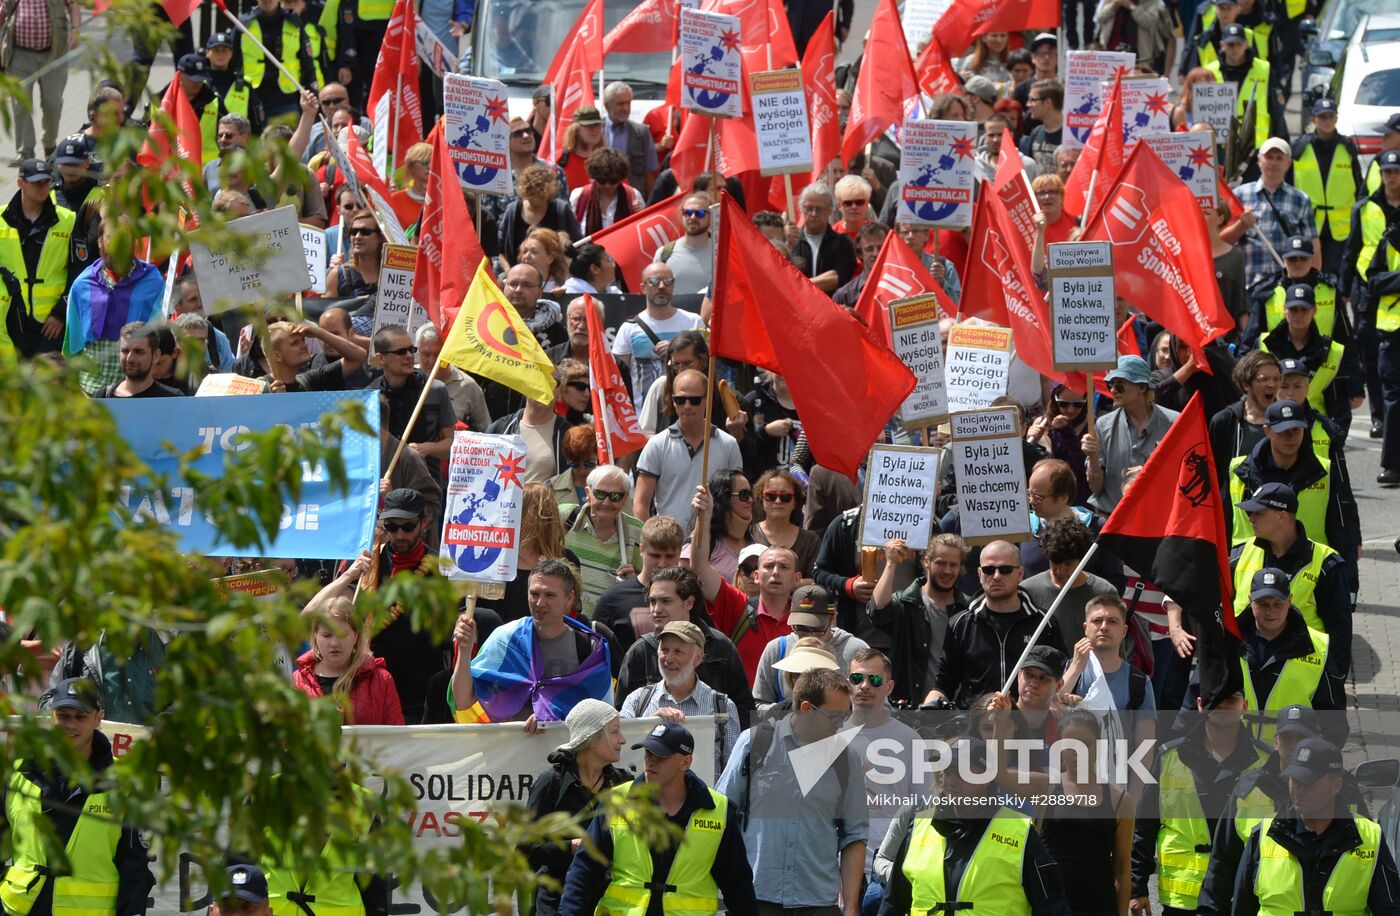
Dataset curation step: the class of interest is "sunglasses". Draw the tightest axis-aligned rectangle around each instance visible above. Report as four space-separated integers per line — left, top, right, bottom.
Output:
510 128 533 138
849 672 885 688
792 622 831 637
980 564 1020 577
738 563 759 577
1107 381 1130 394
673 395 705 406
382 346 417 357
382 521 418 533
565 380 589 391
733 489 754 502
591 489 626 503
595 177 621 186
567 460 598 469
1055 398 1086 409
682 208 709 219
840 198 868 207
763 491 794 504
348 227 379 237
645 276 676 287
320 96 348 106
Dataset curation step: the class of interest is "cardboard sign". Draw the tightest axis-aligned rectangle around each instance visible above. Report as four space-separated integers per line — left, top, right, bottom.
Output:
888 294 949 429
415 20 460 78
950 407 1030 545
895 119 977 228
1047 241 1117 371
190 206 311 313
440 431 527 584
1064 50 1135 149
195 373 265 396
944 323 1011 413
1140 130 1218 207
300 225 326 294
859 445 940 550
750 68 813 176
679 7 743 119
1191 81 1237 137
372 244 431 342
1111 75 1172 147
366 189 409 245
443 73 512 197
901 0 954 50
216 570 294 676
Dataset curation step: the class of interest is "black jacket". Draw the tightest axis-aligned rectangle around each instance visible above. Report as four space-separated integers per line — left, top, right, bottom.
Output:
1341 188 1400 311
1260 320 1363 418
931 589 1065 708
792 226 857 295
866 577 968 707
1209 399 1267 485
1238 605 1347 734
616 626 755 729
1 190 80 354
1242 267 1348 348
1232 811 1400 915
522 753 631 916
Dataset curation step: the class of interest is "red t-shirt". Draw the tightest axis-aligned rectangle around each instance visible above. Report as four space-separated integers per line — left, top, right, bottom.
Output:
705 580 790 682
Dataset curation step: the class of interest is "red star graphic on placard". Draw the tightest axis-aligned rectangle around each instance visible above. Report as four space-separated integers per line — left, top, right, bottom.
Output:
494 451 525 490
1145 91 1170 115
719 27 741 52
1188 145 1215 167
951 135 976 160
485 96 509 124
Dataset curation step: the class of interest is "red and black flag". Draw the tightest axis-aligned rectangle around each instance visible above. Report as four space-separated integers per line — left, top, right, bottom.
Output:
1098 393 1243 705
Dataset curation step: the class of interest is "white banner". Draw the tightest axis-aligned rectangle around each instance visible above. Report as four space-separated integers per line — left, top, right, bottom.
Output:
895 119 976 229
300 225 326 295
750 68 812 176
190 207 311 314
888 294 949 428
443 74 512 197
371 244 431 342
950 407 1030 545
415 20 460 77
679 7 743 119
943 323 1011 413
859 445 940 550
1063 50 1134 149
1139 130 1218 207
1047 242 1117 371
440 432 526 584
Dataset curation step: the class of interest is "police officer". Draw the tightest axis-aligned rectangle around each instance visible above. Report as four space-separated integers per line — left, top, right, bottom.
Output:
1204 24 1275 150
1292 99 1364 274
0 678 154 916
205 32 265 138
48 138 101 271
1232 738 1400 915
213 864 273 916
237 0 318 120
0 159 76 359
1344 149 1400 485
1364 112 1400 195
1245 235 1345 346
1238 568 1345 744
558 722 759 916
1190 0 1269 72
261 781 388 916
1258 282 1363 435
1230 482 1352 664
1275 357 1348 464
318 0 392 112
879 738 1071 916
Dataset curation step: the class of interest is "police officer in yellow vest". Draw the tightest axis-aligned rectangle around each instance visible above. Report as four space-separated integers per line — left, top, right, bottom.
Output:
1364 113 1400 195
318 0 392 112
1229 482 1352 666
1204 25 1274 152
1244 235 1345 345
1132 688 1269 915
0 158 77 360
1344 149 1400 486
1259 281 1364 434
1276 357 1348 467
1238 568 1345 746
206 32 266 139
558 722 758 916
261 781 387 916
1292 99 1364 273
237 0 317 120
0 678 154 916
1190 0 1269 71
1233 737 1400 915
213 864 273 916
880 738 1072 916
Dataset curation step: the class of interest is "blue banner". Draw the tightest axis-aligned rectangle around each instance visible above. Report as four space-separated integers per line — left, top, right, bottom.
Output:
105 391 380 559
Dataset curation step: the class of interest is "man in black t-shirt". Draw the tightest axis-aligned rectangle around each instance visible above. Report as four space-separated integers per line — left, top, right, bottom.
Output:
259 318 368 392
91 322 184 399
365 324 457 483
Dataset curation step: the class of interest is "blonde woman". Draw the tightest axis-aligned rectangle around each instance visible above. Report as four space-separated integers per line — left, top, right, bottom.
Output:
293 597 404 724
389 140 433 230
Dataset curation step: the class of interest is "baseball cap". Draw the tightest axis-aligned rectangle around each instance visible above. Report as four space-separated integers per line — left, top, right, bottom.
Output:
572 105 603 126
206 30 235 48
1249 567 1291 601
1278 357 1311 377
219 865 269 905
1221 22 1248 42
945 737 990 770
177 53 212 81
1280 737 1344 783
1258 137 1292 158
46 677 104 713
773 643 839 674
1018 645 1066 677
1213 0 1239 6
1282 235 1312 259
379 488 425 521
53 137 89 165
1031 32 1057 50
737 543 767 568
964 75 999 104
1275 704 1321 738
531 84 552 103
1237 481 1298 514
17 159 51 182
1379 150 1400 172
1104 354 1151 385
1284 283 1316 309
1385 112 1400 135
1311 98 1338 115
555 698 619 753
631 721 694 757
788 584 834 628
1265 399 1307 432
659 620 706 648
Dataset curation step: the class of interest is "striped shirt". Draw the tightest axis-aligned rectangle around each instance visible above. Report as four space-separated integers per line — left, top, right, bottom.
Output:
562 504 643 618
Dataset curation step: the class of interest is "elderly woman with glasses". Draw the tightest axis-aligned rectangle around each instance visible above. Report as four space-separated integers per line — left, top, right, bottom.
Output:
831 174 874 240
560 463 643 617
570 148 645 236
1028 174 1079 278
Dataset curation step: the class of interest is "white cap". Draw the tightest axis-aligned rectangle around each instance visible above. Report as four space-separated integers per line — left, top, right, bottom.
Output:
1258 137 1292 158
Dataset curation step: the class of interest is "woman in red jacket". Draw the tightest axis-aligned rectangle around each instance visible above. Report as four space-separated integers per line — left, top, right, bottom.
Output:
293 597 405 725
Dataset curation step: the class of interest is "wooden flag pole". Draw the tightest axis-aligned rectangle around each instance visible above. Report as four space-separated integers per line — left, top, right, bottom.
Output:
1085 370 1096 429
783 173 797 223
383 357 443 481
699 117 722 486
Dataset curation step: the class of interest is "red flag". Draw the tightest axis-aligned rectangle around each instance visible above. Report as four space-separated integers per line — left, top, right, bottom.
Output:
540 33 599 163
710 193 915 479
934 0 1059 49
125 0 201 26
1098 394 1242 701
914 35 961 99
584 294 649 460
1081 142 1234 364
1219 171 1244 221
589 193 685 290
414 122 485 332
803 12 841 183
704 0 799 73
993 128 1038 250
841 0 918 165
853 231 954 345
1064 74 1125 220
137 77 202 176
960 181 1058 378
366 0 423 177
343 125 393 208
604 0 680 54
1093 313 1143 397
544 0 605 83
668 83 761 189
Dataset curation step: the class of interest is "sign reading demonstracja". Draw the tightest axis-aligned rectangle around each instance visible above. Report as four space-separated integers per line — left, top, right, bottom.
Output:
896 119 977 229
440 431 526 584
750 68 812 175
859 445 940 550
1047 241 1117 371
944 323 1011 412
950 407 1030 545
443 73 512 197
190 206 311 313
888 294 949 428
679 7 742 119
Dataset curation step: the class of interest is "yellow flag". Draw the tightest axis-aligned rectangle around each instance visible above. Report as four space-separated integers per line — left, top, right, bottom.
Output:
438 259 557 405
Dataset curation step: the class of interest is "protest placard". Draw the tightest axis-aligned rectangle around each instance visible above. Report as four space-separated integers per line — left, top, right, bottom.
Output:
679 7 742 119
1064 50 1134 148
366 189 409 244
859 445 940 550
300 225 326 294
1140 130 1218 207
750 68 813 176
888 294 949 428
1192 81 1236 137
443 73 512 197
1112 75 1172 146
901 0 953 48
372 244 431 342
440 431 527 584
105 391 380 558
415 19 459 77
195 373 265 396
944 323 1011 412
950 407 1030 545
895 119 977 228
1047 241 1117 371
189 206 311 314
216 570 294 676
